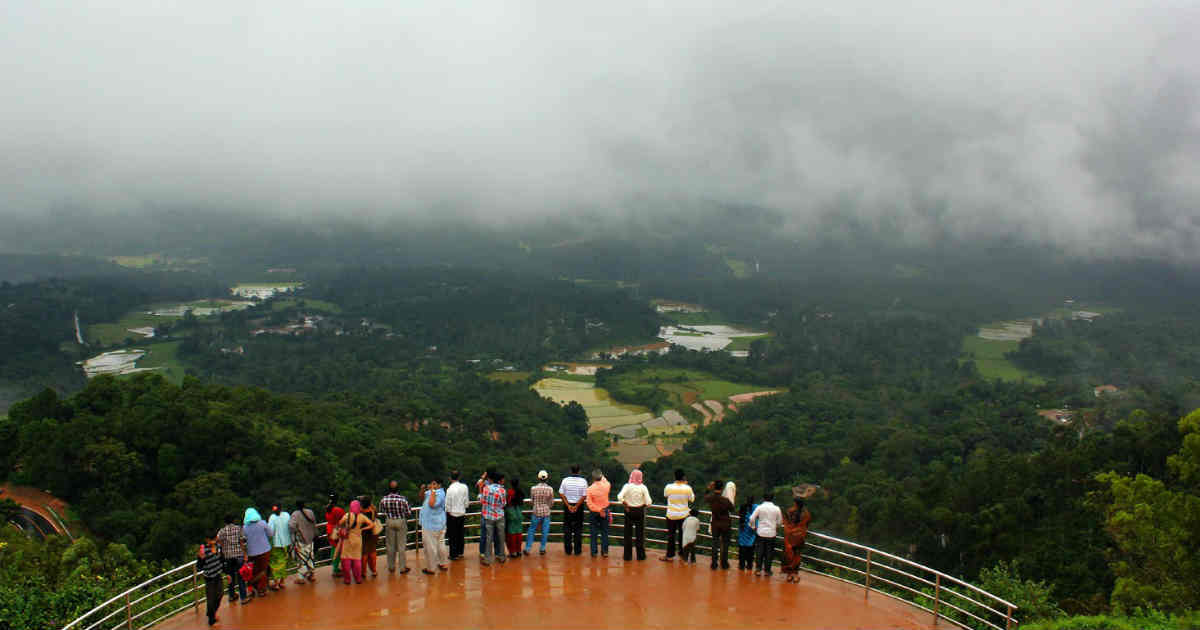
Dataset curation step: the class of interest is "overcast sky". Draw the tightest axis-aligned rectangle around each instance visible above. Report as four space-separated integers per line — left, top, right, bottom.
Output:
1 1 1198 258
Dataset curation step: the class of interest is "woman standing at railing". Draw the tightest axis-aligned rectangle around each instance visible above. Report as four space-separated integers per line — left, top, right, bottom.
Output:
334 500 376 585
359 496 381 578
781 487 814 583
704 480 735 570
504 478 525 558
243 508 274 597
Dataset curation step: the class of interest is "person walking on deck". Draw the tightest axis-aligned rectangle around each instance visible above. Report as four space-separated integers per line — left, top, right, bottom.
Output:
445 471 469 560
379 481 413 574
288 500 318 584
749 494 783 576
558 465 588 555
198 535 225 626
617 469 652 561
705 480 735 570
586 469 611 557
480 471 508 565
267 506 291 590
243 508 273 597
216 514 248 604
525 470 554 555
661 469 694 562
419 479 449 575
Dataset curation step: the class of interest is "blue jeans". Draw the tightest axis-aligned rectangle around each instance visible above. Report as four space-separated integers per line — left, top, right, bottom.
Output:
589 512 609 556
525 515 550 552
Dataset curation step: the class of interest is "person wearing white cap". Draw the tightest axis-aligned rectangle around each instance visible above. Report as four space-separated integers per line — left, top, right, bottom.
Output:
524 470 554 555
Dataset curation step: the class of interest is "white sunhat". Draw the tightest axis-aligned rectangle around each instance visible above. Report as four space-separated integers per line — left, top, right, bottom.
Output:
538 470 549 480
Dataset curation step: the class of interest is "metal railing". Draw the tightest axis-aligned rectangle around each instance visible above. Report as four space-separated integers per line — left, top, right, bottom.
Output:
62 500 1018 630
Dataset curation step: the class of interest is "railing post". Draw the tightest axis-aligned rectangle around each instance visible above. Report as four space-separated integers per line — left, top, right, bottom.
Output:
1006 604 1014 630
932 573 941 625
125 592 133 630
864 549 872 595
192 562 199 611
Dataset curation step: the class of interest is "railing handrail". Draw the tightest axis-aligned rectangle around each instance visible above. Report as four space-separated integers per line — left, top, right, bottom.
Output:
61 499 1017 630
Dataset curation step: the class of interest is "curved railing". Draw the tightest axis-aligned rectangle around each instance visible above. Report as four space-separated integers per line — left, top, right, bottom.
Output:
61 500 1018 630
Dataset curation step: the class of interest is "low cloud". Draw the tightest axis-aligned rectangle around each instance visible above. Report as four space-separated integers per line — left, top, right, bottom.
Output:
1 1 1197 258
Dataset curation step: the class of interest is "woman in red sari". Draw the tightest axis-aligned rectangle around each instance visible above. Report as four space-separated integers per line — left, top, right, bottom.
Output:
781 488 813 583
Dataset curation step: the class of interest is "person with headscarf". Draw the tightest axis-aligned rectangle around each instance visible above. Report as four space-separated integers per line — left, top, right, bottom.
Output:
288 500 319 584
242 507 274 597
504 477 525 558
736 495 759 571
617 469 652 561
334 500 376 584
324 495 345 578
705 479 735 570
781 487 814 583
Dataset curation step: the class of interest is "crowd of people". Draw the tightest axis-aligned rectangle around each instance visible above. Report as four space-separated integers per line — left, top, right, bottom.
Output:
195 467 813 627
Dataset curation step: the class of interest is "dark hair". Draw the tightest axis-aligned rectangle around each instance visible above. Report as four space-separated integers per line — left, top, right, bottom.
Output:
296 500 306 510
361 495 373 509
674 468 685 481
713 479 724 489
450 470 461 481
689 508 699 517
739 496 756 520
790 499 806 523
224 513 235 524
510 478 524 505
495 472 506 483
570 464 580 474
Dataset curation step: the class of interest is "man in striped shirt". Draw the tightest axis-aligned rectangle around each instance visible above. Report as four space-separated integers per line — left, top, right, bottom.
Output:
558 464 588 555
661 469 695 562
216 515 248 604
198 536 225 626
480 472 508 565
524 470 554 555
379 481 413 574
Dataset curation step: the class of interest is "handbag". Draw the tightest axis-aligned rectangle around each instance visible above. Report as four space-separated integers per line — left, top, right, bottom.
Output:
238 561 253 581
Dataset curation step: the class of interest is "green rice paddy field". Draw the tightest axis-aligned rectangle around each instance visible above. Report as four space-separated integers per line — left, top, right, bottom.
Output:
961 336 1045 384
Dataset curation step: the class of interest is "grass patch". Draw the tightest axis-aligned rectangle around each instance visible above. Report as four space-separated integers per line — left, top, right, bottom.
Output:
724 257 751 278
487 371 532 383
540 371 596 384
88 312 176 347
725 333 771 351
132 341 185 384
961 336 1045 384
607 367 776 407
269 298 342 314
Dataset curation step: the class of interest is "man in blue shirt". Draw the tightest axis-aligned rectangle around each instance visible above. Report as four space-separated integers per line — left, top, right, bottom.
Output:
418 478 448 575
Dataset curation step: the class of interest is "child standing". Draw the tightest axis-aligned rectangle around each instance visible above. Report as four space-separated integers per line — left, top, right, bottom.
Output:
737 497 758 570
198 537 225 626
681 508 701 564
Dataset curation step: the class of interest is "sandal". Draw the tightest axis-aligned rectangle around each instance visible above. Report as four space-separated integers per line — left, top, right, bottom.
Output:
422 569 436 575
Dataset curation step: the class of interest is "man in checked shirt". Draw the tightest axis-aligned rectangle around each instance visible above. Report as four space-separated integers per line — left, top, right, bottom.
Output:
524 470 554 555
379 481 413 574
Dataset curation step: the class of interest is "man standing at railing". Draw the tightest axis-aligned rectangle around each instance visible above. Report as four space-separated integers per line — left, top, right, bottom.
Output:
748 493 782 577
705 480 734 571
558 464 588 556
618 469 652 561
480 471 508 565
380 481 413 574
216 514 248 605
525 470 554 555
586 469 611 558
661 469 694 562
445 471 469 561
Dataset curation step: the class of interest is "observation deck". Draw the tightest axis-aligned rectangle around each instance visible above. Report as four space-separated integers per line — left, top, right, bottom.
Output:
64 503 1019 630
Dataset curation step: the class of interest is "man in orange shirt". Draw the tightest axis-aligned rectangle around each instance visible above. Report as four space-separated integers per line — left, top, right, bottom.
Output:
586 470 612 558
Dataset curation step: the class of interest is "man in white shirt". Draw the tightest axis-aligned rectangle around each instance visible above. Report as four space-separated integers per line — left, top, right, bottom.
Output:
558 464 588 555
748 494 783 576
660 469 694 561
617 469 652 561
444 470 470 560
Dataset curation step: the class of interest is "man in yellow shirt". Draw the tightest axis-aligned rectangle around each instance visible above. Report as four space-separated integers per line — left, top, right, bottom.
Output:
661 469 694 561
586 470 612 557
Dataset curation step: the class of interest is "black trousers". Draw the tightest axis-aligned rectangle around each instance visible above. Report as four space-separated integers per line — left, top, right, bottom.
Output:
563 508 584 554
447 514 465 558
738 544 755 569
754 536 775 573
682 542 696 563
204 576 223 623
710 527 731 568
623 507 646 560
665 518 684 558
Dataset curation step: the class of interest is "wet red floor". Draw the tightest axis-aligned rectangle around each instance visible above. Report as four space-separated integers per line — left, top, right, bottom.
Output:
161 548 941 629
